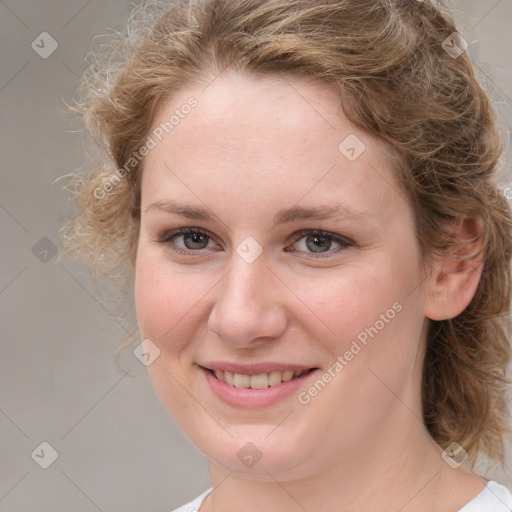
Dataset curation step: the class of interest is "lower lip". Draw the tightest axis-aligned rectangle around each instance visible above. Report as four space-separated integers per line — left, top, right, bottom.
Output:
201 367 318 408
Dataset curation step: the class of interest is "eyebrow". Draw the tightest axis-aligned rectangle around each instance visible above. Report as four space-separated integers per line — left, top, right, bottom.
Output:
145 199 375 227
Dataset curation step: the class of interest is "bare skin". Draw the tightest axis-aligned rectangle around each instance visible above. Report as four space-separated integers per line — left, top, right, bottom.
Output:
135 71 486 511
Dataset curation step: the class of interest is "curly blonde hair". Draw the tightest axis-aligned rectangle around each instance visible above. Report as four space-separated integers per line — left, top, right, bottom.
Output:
61 0 512 465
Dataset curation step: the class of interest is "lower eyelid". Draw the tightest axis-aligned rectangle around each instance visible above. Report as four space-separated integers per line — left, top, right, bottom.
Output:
293 237 344 255
156 229 352 256
170 232 215 250
290 231 351 248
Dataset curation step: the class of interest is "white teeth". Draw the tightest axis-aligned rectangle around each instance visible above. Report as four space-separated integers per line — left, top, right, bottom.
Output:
281 370 294 382
250 374 269 389
233 373 251 388
268 371 282 387
212 369 307 389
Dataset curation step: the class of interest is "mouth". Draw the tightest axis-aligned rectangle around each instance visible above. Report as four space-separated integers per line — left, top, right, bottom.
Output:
199 363 320 407
202 367 317 390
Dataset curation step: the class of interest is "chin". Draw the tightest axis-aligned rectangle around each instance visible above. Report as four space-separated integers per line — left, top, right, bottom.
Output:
188 423 317 479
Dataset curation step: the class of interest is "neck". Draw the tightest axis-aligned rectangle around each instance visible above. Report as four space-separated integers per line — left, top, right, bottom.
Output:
203 416 483 512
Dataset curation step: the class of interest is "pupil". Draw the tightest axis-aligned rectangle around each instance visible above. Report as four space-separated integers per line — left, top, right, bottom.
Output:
306 234 331 253
184 232 208 249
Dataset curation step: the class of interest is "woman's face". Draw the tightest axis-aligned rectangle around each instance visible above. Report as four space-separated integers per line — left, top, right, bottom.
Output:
135 72 431 480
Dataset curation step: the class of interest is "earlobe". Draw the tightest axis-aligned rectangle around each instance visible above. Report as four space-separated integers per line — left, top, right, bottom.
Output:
423 217 485 321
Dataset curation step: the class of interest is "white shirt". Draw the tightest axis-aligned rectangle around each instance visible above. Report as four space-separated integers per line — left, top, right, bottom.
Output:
170 481 512 512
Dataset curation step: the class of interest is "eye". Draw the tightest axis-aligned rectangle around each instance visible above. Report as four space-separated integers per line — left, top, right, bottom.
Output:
156 227 217 254
286 229 352 257
156 227 353 258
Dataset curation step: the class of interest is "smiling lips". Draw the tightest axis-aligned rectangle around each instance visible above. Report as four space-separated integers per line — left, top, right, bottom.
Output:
212 368 308 389
201 364 318 407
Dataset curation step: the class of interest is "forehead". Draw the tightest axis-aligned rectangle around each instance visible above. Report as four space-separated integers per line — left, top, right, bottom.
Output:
151 72 350 150
141 72 402 223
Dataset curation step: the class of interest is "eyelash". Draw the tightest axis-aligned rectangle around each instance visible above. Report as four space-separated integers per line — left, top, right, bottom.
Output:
155 227 353 258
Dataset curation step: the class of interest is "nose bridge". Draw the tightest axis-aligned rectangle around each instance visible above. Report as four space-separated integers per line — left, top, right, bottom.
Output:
225 256 262 302
208 254 287 346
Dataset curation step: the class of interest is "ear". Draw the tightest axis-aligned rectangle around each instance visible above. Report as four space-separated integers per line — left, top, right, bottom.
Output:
423 217 484 321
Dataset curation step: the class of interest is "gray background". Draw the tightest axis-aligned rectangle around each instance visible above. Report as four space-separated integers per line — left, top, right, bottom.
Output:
0 1 511 511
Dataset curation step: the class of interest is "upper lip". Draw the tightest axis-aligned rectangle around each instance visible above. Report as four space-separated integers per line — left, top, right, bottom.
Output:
200 362 317 375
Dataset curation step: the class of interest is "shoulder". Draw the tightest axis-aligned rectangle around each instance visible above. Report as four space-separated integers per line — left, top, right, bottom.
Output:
169 488 213 512
458 480 512 512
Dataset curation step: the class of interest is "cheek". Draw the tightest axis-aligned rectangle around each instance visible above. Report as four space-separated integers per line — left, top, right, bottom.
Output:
319 258 424 412
290 263 402 348
135 254 168 340
134 251 209 423
306 251 420 374
134 251 208 356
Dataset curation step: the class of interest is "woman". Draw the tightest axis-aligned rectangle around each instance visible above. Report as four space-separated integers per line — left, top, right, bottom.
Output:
62 0 512 510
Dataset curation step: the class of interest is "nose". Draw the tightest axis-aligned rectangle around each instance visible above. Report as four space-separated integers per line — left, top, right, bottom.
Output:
207 256 288 349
